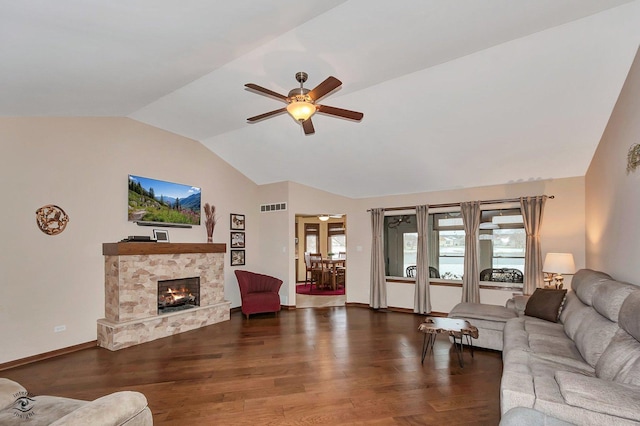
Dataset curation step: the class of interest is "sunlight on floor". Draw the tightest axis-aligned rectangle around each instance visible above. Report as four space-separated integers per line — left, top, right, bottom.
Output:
295 293 346 308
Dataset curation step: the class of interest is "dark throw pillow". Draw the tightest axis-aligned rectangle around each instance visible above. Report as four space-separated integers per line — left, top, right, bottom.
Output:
524 288 567 322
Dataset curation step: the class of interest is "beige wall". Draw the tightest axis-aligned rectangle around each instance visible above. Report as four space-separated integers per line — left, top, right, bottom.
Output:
1 117 591 364
287 182 353 304
284 177 586 310
586 47 640 284
255 182 290 303
0 118 259 363
349 177 587 309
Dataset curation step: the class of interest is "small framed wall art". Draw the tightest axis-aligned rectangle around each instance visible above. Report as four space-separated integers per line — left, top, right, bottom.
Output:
153 229 170 242
230 231 245 248
231 249 245 266
230 213 245 230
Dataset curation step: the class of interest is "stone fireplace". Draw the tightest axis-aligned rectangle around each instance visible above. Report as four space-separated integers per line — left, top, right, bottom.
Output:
97 242 230 351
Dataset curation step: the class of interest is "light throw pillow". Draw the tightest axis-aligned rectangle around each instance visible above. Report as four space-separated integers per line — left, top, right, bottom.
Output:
524 288 567 322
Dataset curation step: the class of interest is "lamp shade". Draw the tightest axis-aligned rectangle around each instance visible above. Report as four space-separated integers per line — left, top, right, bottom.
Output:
286 101 316 121
543 253 576 274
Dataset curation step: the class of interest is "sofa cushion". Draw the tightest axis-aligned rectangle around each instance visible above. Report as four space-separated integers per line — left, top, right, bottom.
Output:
571 269 610 306
595 328 640 385
528 334 583 363
449 302 518 322
50 391 151 426
0 395 86 426
595 291 640 386
619 290 640 342
561 298 591 342
524 320 567 339
572 309 619 368
591 279 637 322
0 378 27 411
524 288 567 322
558 291 582 325
499 407 576 426
556 371 640 422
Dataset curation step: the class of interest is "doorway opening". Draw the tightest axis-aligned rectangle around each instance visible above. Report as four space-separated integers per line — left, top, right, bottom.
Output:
294 214 347 308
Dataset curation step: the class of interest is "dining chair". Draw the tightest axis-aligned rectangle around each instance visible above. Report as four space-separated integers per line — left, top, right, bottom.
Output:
335 252 347 288
310 253 331 290
304 252 314 287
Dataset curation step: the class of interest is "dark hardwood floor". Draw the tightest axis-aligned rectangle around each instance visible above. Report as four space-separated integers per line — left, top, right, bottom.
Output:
3 308 503 425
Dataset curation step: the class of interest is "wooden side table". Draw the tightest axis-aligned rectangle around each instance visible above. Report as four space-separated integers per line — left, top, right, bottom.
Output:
418 317 479 367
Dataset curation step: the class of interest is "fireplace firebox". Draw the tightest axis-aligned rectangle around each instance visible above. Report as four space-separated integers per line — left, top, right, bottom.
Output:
158 277 200 314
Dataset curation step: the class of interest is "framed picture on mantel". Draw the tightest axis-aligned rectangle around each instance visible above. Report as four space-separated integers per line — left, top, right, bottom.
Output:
153 229 169 242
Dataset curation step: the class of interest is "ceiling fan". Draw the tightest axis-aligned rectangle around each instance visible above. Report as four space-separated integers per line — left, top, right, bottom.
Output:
244 72 364 135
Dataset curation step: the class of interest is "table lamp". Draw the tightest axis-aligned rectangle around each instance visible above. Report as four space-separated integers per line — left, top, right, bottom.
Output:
542 253 576 289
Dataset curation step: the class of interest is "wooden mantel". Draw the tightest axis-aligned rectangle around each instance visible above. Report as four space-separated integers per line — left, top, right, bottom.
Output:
102 242 227 256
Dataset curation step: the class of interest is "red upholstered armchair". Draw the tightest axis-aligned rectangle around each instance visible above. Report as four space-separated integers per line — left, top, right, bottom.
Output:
234 270 283 319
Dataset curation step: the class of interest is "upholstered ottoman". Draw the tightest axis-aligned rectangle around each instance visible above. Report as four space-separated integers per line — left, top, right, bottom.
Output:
448 302 519 351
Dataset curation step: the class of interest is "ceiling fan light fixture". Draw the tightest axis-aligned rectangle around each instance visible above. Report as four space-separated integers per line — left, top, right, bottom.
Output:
286 100 316 122
318 215 330 221
245 72 362 134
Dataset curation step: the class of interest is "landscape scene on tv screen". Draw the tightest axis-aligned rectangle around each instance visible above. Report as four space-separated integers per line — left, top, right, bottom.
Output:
128 175 201 226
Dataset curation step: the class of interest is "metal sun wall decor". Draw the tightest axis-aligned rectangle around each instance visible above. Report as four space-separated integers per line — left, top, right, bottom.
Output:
35 204 69 235
628 143 640 174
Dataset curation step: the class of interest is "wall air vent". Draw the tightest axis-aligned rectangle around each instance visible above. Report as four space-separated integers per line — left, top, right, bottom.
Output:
260 202 287 213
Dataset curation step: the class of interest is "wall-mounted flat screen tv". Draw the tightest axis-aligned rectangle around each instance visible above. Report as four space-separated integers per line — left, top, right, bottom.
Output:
128 175 201 226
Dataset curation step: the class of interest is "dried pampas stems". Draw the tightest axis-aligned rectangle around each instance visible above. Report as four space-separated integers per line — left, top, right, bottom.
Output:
628 143 640 174
204 203 217 242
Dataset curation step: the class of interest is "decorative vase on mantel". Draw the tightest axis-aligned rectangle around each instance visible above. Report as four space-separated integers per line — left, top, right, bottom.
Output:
204 203 217 243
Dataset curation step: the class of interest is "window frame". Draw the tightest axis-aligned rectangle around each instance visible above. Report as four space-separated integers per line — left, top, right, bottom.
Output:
305 223 319 254
327 222 346 255
383 208 525 287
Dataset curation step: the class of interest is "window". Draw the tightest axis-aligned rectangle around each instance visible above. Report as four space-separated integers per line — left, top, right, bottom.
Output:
383 209 525 284
433 213 465 279
481 210 525 274
327 223 346 255
384 215 417 277
305 223 319 253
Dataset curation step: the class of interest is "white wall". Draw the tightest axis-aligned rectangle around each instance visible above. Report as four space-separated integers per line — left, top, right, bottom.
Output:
0 118 259 363
586 47 640 285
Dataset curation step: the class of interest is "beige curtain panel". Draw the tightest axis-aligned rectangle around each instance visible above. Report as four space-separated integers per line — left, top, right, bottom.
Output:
521 195 548 295
414 205 431 314
370 208 387 309
461 201 481 303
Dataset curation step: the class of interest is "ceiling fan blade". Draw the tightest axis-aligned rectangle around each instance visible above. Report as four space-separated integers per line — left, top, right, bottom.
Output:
308 76 342 101
302 118 315 135
316 104 364 121
247 107 287 122
244 83 288 102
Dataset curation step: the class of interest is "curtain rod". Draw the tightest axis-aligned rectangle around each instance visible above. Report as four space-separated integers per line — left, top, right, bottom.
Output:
367 195 554 212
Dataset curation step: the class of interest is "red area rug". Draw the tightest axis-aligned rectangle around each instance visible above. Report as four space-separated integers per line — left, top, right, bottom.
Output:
296 284 345 296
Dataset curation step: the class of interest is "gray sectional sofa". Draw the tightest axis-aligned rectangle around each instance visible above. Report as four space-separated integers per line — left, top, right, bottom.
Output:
500 269 640 425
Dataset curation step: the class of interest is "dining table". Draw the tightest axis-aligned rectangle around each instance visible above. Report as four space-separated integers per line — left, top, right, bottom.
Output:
321 258 346 290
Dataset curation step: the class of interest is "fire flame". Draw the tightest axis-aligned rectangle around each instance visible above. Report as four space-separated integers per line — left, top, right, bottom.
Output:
159 287 194 307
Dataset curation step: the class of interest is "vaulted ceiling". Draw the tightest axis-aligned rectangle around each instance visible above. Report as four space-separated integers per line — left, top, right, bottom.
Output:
3 1 640 198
